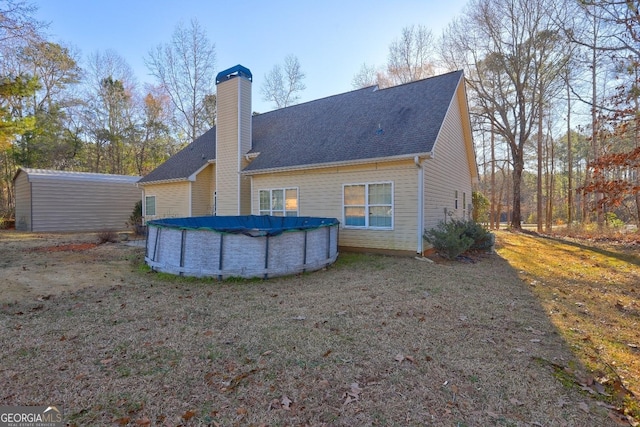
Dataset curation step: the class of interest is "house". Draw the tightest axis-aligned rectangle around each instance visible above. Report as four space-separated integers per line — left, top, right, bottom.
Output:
138 65 477 254
13 168 141 232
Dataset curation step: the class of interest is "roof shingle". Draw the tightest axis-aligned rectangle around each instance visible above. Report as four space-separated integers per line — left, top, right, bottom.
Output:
139 70 463 184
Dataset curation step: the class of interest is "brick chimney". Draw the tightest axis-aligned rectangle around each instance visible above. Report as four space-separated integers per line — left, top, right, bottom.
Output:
215 65 252 215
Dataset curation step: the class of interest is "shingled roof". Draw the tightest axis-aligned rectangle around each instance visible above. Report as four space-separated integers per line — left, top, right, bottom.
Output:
138 127 216 184
138 70 464 184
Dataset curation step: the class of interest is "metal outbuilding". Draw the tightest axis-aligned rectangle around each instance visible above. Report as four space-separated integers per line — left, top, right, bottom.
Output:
13 168 141 232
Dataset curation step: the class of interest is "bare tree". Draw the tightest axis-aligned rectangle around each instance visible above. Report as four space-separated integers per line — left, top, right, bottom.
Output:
261 54 306 109
351 63 378 88
441 0 566 229
146 19 216 142
83 50 138 173
352 25 437 89
0 0 43 43
387 24 435 85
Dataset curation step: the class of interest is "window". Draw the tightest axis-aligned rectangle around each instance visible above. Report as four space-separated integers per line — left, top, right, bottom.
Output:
145 195 156 216
343 182 393 229
455 190 459 210
259 188 298 216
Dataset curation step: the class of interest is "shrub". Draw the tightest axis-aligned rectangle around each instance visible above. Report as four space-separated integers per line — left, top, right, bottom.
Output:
97 229 118 244
128 200 143 227
605 212 625 229
464 220 494 250
472 191 490 223
424 219 492 260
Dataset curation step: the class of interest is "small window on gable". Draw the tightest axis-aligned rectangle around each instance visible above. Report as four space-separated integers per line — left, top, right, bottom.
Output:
343 182 393 229
145 195 156 216
259 188 298 216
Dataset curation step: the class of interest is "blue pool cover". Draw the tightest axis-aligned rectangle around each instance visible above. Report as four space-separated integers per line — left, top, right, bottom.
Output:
147 215 339 237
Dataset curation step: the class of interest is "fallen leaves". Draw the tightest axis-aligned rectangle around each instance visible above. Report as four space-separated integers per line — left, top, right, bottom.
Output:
181 410 196 421
343 382 362 405
394 353 415 364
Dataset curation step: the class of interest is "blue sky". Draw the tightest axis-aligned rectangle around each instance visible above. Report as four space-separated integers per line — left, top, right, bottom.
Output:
35 0 468 113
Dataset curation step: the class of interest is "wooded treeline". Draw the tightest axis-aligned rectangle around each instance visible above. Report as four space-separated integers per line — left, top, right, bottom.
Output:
355 0 639 230
1 0 639 230
0 3 219 219
455 0 640 230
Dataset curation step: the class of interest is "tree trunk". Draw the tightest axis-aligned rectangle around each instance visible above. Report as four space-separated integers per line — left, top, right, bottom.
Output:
511 155 524 229
546 132 555 232
537 101 543 232
491 121 496 230
567 79 573 226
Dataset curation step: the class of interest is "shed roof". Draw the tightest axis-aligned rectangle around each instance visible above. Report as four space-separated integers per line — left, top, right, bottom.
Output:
14 168 140 184
139 70 465 184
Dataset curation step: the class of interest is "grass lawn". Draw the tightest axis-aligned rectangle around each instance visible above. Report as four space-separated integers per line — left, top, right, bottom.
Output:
0 230 637 426
496 230 640 423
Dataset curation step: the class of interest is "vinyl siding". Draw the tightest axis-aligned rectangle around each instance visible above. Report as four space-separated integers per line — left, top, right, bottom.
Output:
250 160 419 252
143 181 190 221
28 179 141 232
239 78 252 214
14 171 31 231
423 84 474 231
192 164 214 216
216 75 252 215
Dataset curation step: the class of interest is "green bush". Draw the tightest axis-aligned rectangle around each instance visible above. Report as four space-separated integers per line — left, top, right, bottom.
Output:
604 212 625 229
128 200 143 227
464 220 494 250
424 219 492 260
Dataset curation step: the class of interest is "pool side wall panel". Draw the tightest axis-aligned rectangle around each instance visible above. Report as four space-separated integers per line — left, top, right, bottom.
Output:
145 223 338 279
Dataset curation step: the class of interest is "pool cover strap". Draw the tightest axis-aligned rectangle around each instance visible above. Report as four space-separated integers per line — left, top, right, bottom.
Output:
147 215 339 237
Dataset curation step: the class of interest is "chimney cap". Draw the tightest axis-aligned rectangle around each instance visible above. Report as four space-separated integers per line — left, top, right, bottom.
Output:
216 64 253 85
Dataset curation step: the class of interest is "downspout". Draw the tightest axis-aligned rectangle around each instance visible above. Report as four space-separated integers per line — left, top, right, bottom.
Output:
249 175 254 214
415 156 424 254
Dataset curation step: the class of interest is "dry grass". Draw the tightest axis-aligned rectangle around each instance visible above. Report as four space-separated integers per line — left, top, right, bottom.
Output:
0 231 634 426
496 230 640 422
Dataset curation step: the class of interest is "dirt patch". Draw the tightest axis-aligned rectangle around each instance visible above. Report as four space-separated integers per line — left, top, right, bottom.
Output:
0 231 142 303
0 230 631 426
29 242 99 252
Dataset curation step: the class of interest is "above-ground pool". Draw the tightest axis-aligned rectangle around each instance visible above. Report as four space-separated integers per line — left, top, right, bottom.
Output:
145 215 339 279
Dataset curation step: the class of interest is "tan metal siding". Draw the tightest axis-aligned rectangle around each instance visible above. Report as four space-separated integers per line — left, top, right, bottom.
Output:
192 165 214 216
29 179 141 232
143 181 190 221
250 160 419 252
14 171 31 231
423 89 474 231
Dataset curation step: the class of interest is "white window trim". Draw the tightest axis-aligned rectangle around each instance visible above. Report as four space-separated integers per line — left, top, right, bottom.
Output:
258 187 299 216
342 182 394 230
145 195 156 217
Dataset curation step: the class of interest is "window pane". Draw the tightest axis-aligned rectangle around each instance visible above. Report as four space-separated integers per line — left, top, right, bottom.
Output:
369 206 391 227
345 207 365 226
259 210 270 216
369 183 391 205
344 185 365 205
285 189 298 211
285 211 298 217
272 189 284 210
259 190 270 211
145 196 155 216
